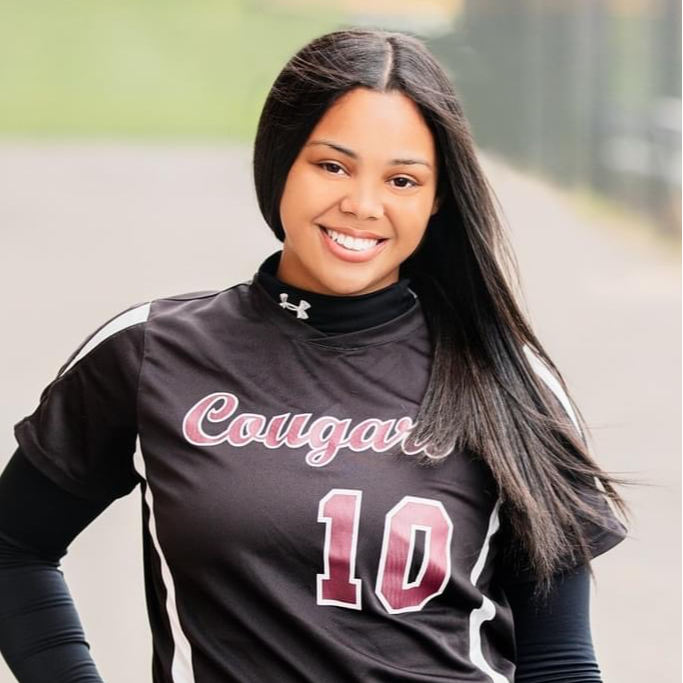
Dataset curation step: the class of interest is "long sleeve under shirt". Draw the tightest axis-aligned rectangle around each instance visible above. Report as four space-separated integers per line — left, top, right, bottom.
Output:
0 251 607 682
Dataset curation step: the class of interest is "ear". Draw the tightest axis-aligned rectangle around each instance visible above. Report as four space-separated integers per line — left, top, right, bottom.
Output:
430 194 441 216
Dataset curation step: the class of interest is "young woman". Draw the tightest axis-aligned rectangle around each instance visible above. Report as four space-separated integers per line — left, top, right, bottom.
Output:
0 27 631 683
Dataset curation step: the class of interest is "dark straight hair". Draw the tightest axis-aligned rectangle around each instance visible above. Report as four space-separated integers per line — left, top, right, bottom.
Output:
252 26 633 599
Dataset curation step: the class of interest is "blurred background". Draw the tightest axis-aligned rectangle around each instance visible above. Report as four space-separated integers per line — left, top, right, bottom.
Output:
0 0 680 681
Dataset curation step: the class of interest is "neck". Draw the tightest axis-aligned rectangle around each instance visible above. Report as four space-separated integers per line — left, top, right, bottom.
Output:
255 250 417 335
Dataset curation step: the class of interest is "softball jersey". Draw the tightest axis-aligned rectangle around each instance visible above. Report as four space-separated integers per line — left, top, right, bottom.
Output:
7 249 627 682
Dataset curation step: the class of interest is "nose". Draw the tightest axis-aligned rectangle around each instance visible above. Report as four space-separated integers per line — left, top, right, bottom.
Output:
339 181 384 221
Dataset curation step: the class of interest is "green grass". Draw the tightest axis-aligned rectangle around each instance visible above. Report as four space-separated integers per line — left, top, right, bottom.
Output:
0 0 344 140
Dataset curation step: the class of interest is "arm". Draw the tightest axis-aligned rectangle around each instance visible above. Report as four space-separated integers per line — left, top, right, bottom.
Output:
0 447 113 682
507 564 604 683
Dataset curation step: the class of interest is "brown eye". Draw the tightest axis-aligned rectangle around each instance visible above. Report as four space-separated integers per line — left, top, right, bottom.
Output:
318 162 346 175
391 176 419 189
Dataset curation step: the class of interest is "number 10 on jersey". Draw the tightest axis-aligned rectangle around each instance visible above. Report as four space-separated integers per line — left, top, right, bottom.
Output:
317 489 453 614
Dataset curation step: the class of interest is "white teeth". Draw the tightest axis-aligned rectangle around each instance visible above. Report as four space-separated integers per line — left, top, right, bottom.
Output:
324 227 379 251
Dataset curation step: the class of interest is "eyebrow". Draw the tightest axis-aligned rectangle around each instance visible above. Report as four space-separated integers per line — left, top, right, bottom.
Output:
307 139 433 170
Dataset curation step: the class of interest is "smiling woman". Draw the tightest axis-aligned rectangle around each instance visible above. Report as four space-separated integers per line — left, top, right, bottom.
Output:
0 26 632 683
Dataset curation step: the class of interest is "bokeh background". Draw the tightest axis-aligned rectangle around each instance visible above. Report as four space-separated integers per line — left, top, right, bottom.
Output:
0 0 680 681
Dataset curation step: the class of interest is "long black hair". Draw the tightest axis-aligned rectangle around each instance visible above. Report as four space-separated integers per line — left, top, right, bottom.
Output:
252 26 633 600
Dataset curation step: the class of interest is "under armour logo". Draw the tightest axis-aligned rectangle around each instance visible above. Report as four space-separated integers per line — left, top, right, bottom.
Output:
279 292 311 319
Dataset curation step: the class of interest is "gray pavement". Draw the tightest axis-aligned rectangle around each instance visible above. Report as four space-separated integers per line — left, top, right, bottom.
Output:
0 143 679 682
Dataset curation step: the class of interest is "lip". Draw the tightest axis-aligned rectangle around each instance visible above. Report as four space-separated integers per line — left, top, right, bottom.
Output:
320 224 388 240
318 225 389 264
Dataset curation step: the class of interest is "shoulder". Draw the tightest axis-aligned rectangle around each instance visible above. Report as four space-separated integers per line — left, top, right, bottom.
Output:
521 342 581 435
55 281 253 380
145 281 251 324
54 299 151 380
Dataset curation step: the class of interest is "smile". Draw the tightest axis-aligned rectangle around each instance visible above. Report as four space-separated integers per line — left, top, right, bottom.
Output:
318 225 389 264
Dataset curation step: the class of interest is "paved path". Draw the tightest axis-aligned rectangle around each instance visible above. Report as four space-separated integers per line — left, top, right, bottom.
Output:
0 143 679 682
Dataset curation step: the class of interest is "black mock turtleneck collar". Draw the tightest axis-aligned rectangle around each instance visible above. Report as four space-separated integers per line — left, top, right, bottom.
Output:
254 250 418 335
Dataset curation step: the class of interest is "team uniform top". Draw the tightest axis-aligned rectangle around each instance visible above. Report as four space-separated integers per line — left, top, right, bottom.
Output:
13 250 627 683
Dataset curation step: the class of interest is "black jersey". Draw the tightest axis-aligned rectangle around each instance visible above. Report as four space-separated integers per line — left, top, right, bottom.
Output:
13 253 627 683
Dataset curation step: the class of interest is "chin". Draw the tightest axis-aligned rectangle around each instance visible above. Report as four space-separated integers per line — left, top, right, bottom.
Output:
321 273 389 297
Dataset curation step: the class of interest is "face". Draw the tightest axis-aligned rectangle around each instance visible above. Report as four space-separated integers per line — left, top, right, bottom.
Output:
277 87 441 296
